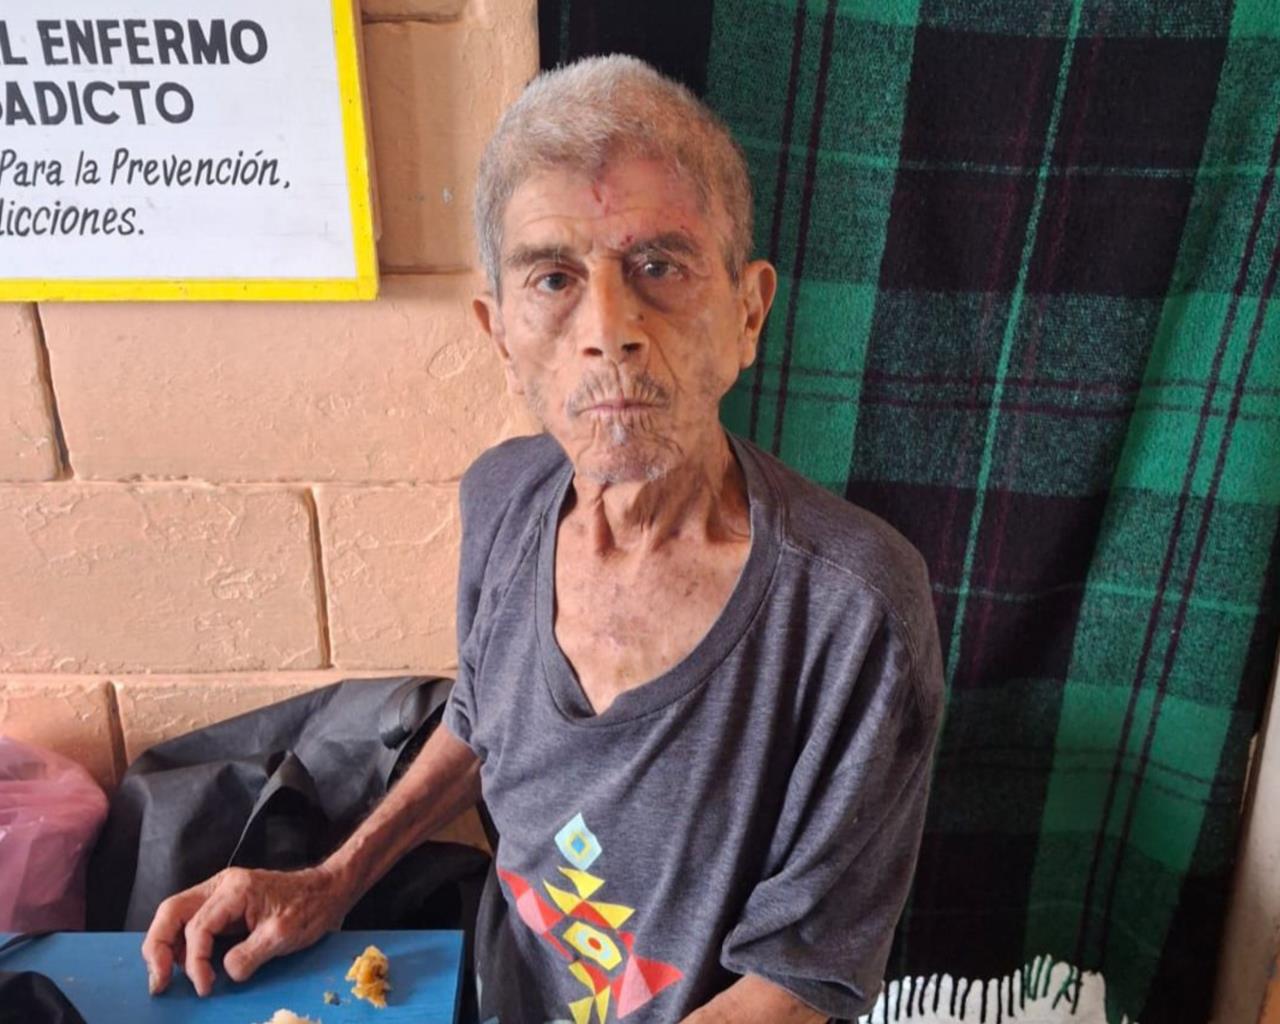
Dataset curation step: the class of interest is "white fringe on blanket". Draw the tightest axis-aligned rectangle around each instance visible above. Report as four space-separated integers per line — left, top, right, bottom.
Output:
858 958 1138 1024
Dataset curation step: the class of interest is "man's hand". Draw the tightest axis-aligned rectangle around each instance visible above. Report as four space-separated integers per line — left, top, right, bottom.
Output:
141 863 351 997
681 974 828 1023
139 724 482 998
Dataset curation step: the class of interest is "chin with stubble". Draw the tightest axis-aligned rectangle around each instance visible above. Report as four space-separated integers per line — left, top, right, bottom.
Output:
527 371 684 485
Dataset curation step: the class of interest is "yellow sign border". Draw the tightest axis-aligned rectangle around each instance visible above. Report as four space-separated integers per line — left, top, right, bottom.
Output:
0 0 379 302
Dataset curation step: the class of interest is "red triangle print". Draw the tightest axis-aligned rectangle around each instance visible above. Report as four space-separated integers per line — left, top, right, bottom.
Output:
500 868 565 937
497 867 529 897
612 952 683 1017
570 902 613 930
545 933 572 961
579 960 610 993
635 955 682 996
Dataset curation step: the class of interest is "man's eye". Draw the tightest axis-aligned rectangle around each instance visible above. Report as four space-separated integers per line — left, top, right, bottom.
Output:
535 272 572 293
639 260 677 280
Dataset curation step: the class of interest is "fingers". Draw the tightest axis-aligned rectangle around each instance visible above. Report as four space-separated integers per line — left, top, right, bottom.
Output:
140 935 172 997
183 881 247 998
144 868 323 998
224 920 286 983
141 885 207 995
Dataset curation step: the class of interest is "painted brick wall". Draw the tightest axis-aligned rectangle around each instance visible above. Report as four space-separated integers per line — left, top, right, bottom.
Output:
0 0 539 851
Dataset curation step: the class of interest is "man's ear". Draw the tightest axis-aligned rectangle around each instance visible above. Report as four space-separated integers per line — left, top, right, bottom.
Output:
473 293 525 397
737 259 778 370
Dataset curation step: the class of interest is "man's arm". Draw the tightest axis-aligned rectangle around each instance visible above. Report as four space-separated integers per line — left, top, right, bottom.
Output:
683 975 827 1023
140 723 481 997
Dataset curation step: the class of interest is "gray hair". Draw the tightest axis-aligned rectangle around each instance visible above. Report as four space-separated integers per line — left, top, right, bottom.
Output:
474 55 754 293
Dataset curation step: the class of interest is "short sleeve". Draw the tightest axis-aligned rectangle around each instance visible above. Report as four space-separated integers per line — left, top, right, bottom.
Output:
440 461 491 758
438 435 567 761
441 626 480 754
720 619 944 1019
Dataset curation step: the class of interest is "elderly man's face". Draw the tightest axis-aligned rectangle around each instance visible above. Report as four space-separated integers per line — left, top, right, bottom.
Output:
474 157 775 483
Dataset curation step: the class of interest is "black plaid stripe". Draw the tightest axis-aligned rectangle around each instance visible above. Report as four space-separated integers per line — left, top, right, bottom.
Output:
767 0 842 455
537 0 716 93
920 0 1236 38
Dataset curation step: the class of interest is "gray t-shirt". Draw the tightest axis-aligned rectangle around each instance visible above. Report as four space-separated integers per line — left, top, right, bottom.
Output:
443 431 943 1023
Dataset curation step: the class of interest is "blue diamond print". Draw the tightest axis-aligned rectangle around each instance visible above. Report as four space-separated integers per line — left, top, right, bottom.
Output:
555 812 602 869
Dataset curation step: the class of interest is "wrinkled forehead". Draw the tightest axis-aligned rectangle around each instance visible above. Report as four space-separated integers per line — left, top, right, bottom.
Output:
500 157 727 257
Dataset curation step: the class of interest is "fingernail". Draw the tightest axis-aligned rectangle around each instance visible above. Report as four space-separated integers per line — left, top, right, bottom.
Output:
147 968 159 995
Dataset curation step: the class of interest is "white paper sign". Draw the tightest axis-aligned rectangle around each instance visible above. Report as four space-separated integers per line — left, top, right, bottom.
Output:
0 0 377 300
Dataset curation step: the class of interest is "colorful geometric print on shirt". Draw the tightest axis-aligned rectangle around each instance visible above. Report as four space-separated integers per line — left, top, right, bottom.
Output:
497 812 684 1022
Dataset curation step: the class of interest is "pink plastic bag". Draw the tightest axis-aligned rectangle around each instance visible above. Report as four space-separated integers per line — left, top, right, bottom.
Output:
0 736 109 931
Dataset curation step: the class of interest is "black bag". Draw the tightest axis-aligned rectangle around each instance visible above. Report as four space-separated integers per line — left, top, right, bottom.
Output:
87 675 490 935
0 971 87 1024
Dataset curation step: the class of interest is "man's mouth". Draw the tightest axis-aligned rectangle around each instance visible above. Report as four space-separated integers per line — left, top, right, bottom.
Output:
565 373 672 418
582 399 659 414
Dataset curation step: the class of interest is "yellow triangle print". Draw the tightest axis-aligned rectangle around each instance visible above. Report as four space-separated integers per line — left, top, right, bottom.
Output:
544 880 583 914
587 899 635 929
568 960 594 992
558 866 604 898
594 987 611 1021
569 995 594 1024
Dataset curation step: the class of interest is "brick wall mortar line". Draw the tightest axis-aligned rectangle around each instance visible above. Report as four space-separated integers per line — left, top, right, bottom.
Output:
0 481 471 491
362 14 465 25
31 304 73 480
398 267 475 278
303 487 335 669
0 671 385 681
380 262 474 275
0 478 467 490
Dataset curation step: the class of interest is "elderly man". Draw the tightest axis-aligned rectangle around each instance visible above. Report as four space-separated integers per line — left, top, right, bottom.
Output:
142 56 943 1023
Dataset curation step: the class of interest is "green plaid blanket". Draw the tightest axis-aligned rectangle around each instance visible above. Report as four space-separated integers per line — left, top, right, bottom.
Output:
539 2 1280 1021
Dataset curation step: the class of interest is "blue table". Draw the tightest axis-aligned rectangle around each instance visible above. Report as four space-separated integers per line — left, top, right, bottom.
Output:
0 931 464 1023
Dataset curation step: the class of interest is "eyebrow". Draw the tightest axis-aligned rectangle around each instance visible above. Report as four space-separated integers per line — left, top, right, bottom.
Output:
503 244 574 271
625 232 701 259
502 231 703 272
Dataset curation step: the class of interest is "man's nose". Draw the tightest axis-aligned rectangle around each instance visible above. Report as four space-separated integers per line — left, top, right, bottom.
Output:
578 267 647 363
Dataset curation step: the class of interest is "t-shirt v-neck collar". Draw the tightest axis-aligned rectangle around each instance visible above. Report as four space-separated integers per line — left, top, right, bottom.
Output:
535 433 783 727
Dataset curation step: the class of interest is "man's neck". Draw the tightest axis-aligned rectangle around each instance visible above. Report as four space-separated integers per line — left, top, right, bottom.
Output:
565 429 750 557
